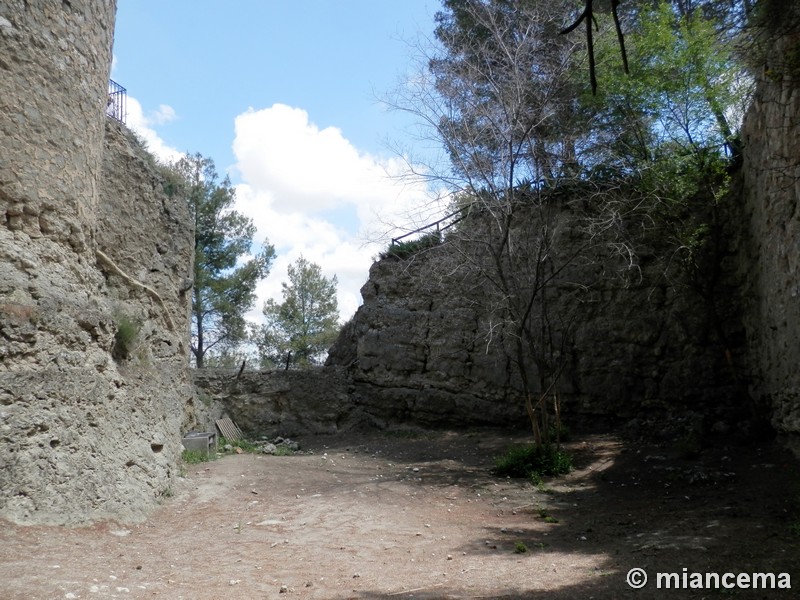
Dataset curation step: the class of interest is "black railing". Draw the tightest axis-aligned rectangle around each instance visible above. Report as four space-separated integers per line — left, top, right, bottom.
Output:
390 207 468 246
106 79 127 124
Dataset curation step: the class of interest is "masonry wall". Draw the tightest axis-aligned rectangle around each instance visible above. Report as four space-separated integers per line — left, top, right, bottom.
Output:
327 26 800 437
737 10 800 434
192 366 367 438
327 205 747 435
0 1 199 525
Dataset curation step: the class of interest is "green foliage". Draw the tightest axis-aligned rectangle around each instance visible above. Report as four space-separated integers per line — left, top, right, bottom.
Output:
254 256 340 368
182 449 214 464
493 444 572 482
219 436 259 453
514 541 528 554
273 445 295 456
380 232 442 260
589 1 752 167
112 313 141 361
161 153 275 368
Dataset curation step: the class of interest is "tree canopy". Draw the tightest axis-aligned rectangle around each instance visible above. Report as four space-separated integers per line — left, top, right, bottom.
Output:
389 0 759 445
254 256 339 369
162 153 275 368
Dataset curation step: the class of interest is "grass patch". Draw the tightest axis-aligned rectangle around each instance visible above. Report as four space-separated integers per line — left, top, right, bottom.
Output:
493 444 572 483
537 507 559 523
219 437 259 453
514 541 528 554
182 449 214 464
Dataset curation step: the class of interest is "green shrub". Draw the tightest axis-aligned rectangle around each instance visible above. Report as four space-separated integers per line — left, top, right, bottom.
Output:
219 437 259 453
493 444 572 482
380 231 442 260
113 313 141 360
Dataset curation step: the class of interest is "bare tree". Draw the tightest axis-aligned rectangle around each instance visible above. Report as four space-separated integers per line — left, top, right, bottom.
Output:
389 0 604 446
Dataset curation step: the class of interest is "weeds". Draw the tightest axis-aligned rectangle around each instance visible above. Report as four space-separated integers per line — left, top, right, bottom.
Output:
380 232 442 260
182 449 214 464
220 437 259 453
514 541 528 554
493 444 572 483
536 507 559 523
218 436 299 456
112 313 141 360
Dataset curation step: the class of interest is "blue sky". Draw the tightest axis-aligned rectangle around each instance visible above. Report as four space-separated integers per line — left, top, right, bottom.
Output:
112 1 447 322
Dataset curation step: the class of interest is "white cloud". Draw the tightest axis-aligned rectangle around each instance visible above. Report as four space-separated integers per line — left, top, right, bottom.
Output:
125 96 183 164
232 103 444 323
150 103 177 125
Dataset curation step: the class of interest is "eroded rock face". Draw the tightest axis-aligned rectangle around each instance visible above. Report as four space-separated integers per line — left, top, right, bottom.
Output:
0 1 199 524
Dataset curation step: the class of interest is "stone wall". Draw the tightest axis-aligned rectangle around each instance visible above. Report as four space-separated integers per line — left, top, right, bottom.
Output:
0 1 199 525
738 7 800 434
192 367 368 438
327 204 747 434
327 10 800 436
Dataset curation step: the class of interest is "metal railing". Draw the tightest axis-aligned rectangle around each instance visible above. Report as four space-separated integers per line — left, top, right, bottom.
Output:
390 208 468 246
106 79 127 124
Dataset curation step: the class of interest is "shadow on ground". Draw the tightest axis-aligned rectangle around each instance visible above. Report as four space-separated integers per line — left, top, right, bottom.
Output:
302 427 800 599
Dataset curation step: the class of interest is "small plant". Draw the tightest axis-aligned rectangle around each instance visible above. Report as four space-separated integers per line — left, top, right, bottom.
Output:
493 444 573 481
536 507 559 523
182 449 214 464
219 437 259 453
273 445 295 456
380 231 442 260
548 423 571 443
112 313 141 360
514 541 528 554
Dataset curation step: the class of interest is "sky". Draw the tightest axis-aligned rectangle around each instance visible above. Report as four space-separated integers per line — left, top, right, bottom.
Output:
111 0 449 324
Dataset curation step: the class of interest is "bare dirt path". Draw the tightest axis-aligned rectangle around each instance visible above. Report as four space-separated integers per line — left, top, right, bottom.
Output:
1 429 798 599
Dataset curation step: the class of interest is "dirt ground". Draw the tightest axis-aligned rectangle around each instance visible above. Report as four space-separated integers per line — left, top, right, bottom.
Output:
1 428 798 600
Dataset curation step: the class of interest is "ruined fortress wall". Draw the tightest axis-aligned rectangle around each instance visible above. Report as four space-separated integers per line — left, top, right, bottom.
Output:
327 219 742 434
327 15 800 439
0 0 116 250
192 366 367 438
0 1 199 524
739 11 800 434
